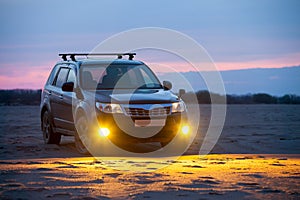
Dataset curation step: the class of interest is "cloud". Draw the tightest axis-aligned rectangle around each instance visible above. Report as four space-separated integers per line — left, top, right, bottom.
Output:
0 0 299 90
0 62 52 89
215 52 300 70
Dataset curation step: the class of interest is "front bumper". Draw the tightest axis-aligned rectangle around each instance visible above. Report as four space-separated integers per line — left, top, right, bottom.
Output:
96 111 187 144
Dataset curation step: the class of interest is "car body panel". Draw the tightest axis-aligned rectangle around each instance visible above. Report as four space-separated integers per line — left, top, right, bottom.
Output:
40 57 187 146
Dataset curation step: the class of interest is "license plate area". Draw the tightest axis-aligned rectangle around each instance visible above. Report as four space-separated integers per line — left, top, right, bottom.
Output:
135 119 166 127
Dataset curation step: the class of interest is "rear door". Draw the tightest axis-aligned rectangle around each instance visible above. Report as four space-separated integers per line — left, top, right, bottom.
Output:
60 66 77 130
50 65 71 129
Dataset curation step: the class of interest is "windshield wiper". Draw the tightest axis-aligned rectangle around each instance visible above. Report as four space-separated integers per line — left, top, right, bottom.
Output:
96 87 114 90
137 84 162 89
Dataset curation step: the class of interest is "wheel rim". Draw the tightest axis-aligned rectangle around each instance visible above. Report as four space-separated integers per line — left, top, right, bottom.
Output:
42 113 50 142
77 117 88 134
75 117 88 153
75 134 86 153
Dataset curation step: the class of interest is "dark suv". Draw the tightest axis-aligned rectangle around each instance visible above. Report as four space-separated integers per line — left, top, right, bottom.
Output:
40 53 189 154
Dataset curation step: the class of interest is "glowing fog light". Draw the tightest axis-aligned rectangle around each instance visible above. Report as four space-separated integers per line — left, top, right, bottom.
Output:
181 125 190 135
99 128 110 137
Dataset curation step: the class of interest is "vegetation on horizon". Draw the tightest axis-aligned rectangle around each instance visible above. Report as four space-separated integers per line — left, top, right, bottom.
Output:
182 91 300 104
0 89 300 105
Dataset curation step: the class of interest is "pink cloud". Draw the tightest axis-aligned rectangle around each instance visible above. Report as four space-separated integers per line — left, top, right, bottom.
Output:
0 53 299 89
0 69 50 89
215 53 300 71
0 61 54 89
144 52 300 72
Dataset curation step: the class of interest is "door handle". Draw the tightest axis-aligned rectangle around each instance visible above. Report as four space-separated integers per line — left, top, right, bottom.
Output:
59 94 63 100
47 90 52 95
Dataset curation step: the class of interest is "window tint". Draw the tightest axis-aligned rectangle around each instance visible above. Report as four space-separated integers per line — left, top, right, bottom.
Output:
67 69 76 85
54 68 69 88
47 65 59 85
81 64 162 90
140 68 153 85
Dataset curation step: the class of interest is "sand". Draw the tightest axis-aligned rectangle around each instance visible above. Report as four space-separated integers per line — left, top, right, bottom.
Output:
0 105 299 199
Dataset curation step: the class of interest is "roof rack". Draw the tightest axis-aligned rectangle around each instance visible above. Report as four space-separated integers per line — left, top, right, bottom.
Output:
58 53 136 61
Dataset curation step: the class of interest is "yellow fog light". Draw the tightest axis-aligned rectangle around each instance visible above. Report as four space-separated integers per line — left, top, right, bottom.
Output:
99 128 110 137
181 125 190 135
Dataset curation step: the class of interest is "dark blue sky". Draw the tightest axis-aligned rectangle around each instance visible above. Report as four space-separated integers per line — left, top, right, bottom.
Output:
0 0 299 90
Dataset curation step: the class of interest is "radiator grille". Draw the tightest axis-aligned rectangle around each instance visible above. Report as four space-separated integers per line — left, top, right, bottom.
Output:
124 107 171 117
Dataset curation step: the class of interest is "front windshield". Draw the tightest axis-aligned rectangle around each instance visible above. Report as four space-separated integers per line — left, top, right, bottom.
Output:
80 64 162 90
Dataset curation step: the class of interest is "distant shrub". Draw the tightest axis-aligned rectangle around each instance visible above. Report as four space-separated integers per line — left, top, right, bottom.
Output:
182 90 300 104
0 89 299 105
252 93 277 104
278 94 300 104
0 89 41 105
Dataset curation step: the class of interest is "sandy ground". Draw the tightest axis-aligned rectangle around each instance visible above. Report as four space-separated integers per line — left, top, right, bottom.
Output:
0 105 300 199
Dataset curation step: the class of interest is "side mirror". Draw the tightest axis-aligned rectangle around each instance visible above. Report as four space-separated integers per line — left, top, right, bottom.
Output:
163 81 172 90
179 89 186 98
62 82 74 92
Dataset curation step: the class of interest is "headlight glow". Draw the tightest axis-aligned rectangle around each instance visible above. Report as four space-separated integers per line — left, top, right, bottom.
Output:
171 101 186 113
99 128 110 137
181 125 190 135
96 102 123 113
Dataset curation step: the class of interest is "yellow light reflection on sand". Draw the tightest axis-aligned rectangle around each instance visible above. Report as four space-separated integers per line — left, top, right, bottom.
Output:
0 155 299 199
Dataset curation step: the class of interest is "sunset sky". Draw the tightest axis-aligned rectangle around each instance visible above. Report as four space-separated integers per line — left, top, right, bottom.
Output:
0 0 299 89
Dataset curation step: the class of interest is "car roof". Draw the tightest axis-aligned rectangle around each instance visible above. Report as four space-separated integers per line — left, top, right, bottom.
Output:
80 59 144 65
56 59 144 67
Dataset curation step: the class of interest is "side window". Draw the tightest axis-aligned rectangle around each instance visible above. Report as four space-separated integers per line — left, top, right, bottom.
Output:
66 69 76 85
53 67 69 88
47 65 59 85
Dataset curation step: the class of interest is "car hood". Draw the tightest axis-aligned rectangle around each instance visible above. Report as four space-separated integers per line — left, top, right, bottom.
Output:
91 89 179 104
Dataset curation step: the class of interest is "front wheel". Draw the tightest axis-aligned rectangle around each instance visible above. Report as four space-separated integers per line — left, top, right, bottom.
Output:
42 111 61 144
74 115 90 155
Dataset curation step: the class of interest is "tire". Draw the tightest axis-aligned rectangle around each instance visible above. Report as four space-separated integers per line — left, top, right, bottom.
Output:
42 110 61 144
74 115 90 155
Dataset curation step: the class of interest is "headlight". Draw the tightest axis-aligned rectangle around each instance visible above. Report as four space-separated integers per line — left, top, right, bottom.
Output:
171 101 186 113
96 102 123 114
98 127 110 137
181 125 190 135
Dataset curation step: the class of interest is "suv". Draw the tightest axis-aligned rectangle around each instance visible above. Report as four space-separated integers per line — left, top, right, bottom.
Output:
40 53 189 154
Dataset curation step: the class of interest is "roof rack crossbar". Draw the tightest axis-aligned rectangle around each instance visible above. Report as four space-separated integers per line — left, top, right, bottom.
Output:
61 54 67 61
58 53 136 61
